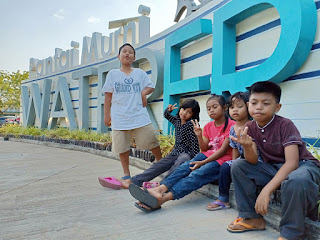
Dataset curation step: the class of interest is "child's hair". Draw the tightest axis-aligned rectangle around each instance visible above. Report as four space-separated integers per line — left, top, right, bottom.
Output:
227 91 250 119
227 91 249 107
249 81 281 103
177 99 200 122
206 94 229 132
118 43 136 56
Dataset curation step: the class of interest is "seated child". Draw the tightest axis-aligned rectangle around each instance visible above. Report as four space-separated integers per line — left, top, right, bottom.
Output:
227 81 320 240
129 94 235 212
120 99 201 189
206 91 263 210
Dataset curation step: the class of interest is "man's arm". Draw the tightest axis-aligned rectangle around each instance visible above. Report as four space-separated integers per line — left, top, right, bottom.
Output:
243 142 259 164
141 87 154 107
255 144 299 215
142 87 154 95
104 92 112 126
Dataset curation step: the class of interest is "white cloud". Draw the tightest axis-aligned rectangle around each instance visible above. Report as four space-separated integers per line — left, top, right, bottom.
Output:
53 9 65 20
88 16 101 24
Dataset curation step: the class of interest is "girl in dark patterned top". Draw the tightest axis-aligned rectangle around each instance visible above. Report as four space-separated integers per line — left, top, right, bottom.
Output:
206 92 262 210
129 94 236 212
119 99 200 189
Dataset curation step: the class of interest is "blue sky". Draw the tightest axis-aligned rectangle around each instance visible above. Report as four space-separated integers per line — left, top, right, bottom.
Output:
0 0 177 73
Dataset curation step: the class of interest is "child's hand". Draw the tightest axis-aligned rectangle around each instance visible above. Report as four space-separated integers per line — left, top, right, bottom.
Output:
230 126 253 148
189 160 204 171
141 93 147 107
167 103 178 112
104 114 111 127
191 119 202 137
255 188 271 215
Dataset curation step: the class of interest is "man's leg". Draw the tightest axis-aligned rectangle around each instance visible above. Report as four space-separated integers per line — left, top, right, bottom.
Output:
231 159 277 219
150 146 162 161
227 159 279 232
170 161 221 200
130 153 177 187
119 150 130 177
136 160 221 208
280 161 320 240
161 153 207 190
163 153 191 180
135 184 175 210
112 129 131 177
134 124 162 161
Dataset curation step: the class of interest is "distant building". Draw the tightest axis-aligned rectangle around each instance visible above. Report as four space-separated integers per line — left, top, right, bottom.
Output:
1 107 19 117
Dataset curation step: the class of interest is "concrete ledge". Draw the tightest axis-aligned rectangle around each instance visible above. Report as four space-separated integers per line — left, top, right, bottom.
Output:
1 135 319 239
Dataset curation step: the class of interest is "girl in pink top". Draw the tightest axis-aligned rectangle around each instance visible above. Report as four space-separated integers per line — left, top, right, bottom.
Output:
129 94 235 212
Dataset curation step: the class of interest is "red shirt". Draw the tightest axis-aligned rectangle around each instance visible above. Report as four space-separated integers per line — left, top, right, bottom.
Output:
202 119 235 165
247 115 319 166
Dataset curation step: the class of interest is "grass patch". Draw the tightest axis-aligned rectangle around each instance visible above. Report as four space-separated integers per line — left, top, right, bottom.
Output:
0 124 174 157
307 138 320 162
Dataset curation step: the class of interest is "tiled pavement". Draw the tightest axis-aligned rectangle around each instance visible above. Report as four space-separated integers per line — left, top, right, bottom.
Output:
0 140 280 240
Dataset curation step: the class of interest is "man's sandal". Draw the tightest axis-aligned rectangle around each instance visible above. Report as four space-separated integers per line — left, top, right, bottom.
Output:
134 202 161 213
129 183 159 208
227 218 265 233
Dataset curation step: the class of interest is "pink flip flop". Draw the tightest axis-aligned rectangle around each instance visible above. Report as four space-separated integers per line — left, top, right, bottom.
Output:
98 177 121 190
142 181 160 189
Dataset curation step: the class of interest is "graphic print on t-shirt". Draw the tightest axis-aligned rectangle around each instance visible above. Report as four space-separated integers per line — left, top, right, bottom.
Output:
208 135 224 152
124 77 133 84
115 78 141 94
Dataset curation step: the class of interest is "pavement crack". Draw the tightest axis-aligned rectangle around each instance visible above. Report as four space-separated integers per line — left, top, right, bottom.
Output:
0 165 80 196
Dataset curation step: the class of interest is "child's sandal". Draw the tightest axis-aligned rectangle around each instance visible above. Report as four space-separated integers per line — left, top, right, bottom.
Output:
121 175 131 180
142 181 159 189
206 201 230 211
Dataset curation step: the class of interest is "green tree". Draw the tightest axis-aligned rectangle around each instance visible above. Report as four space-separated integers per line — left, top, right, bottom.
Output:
0 70 29 115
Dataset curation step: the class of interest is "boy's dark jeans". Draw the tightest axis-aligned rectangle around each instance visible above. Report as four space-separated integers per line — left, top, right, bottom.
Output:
231 159 320 240
131 153 190 186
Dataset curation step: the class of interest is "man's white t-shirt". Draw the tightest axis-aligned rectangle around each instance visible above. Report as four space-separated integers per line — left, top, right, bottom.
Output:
101 68 155 130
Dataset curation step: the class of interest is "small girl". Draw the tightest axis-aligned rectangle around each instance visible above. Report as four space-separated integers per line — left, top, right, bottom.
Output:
129 94 236 212
101 99 201 189
206 92 262 210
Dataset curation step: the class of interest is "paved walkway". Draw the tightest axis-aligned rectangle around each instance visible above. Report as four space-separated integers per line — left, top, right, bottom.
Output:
0 140 280 240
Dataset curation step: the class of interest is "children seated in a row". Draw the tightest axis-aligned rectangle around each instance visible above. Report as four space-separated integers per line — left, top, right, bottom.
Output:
226 81 320 240
128 81 320 240
129 94 236 212
120 99 201 189
206 91 263 211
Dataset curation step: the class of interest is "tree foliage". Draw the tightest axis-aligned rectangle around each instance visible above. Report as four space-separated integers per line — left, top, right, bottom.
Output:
0 70 29 115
